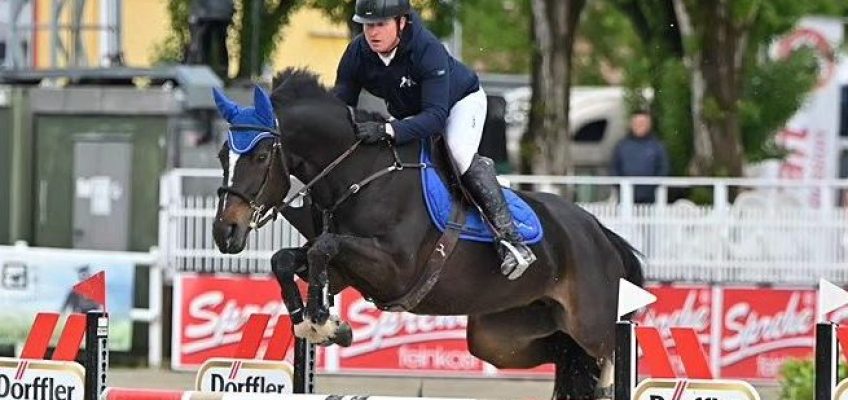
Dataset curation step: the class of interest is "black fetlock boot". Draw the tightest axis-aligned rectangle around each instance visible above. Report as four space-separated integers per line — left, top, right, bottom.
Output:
461 154 537 279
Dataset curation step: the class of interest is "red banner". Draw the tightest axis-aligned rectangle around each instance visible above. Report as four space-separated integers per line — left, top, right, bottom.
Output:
172 274 310 370
718 287 816 380
336 289 481 374
172 274 828 381
633 283 713 377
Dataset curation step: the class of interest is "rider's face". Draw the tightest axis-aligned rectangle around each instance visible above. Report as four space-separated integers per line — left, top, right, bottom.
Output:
363 17 406 55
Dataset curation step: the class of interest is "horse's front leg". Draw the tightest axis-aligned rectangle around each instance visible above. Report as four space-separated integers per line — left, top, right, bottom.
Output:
270 246 308 327
302 233 353 346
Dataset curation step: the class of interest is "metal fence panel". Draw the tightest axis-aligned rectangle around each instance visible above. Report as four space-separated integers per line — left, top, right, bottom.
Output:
160 170 848 284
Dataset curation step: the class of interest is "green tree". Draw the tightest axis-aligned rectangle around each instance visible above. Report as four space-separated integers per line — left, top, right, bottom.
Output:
235 0 301 79
459 0 533 74
151 0 301 81
608 0 691 175
522 0 586 175
611 0 834 177
150 0 192 64
671 0 830 177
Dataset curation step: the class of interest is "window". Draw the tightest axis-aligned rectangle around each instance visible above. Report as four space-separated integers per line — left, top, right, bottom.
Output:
573 119 607 142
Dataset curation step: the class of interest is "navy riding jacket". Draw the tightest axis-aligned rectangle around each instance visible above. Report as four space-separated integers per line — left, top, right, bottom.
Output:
333 12 480 144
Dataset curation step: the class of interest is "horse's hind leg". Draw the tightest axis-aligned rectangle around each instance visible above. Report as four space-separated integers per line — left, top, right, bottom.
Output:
466 302 561 369
549 332 602 400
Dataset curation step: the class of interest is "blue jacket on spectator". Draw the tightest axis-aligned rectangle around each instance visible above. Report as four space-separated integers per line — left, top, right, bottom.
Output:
610 132 670 203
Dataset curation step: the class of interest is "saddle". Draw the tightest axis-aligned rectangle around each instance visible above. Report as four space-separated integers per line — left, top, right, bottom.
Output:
421 137 543 244
375 137 543 312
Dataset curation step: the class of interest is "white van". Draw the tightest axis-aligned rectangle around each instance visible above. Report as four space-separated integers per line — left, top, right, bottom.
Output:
501 85 640 175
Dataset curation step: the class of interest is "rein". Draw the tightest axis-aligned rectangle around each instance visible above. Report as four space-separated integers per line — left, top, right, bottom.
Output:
218 117 427 232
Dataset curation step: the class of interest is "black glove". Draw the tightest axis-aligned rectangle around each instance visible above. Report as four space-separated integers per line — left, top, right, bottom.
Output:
354 121 391 144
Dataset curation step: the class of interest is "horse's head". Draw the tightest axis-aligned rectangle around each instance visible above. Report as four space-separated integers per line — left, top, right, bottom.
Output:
212 86 292 253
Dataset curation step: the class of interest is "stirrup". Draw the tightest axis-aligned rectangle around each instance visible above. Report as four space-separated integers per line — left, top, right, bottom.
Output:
498 239 536 280
499 239 530 270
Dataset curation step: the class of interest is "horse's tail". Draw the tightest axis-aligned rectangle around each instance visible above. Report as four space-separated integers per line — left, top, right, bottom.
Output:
597 220 645 288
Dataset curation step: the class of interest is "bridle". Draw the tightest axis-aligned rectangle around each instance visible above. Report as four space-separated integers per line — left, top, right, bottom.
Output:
218 114 427 232
216 123 288 229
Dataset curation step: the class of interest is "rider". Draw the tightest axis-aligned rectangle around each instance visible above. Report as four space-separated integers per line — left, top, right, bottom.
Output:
332 0 536 278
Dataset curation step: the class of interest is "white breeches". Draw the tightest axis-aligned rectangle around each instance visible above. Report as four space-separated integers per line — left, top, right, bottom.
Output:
444 87 487 174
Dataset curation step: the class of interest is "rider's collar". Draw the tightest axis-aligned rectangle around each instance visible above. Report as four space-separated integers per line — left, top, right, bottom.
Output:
378 47 398 66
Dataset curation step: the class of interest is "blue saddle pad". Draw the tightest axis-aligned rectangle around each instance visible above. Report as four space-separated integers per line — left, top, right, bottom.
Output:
420 143 543 244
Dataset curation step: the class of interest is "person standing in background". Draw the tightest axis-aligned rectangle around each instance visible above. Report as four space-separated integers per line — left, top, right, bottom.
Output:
187 0 235 79
610 109 670 204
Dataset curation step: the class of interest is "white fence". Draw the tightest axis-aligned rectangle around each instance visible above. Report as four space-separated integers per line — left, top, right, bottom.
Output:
158 169 306 276
159 169 848 284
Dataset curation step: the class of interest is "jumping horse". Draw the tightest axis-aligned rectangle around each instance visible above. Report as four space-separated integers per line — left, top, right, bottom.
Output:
211 68 644 399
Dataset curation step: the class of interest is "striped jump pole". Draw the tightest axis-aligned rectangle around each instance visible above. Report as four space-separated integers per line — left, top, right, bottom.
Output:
100 389 478 400
612 279 759 400
815 279 848 400
83 311 317 399
816 322 839 400
85 311 109 400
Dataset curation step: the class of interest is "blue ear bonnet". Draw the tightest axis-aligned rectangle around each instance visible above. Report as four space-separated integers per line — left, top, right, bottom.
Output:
213 86 279 154
227 128 276 154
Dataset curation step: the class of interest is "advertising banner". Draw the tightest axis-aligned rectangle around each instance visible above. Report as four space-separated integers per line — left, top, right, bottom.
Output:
770 17 845 206
335 289 479 375
172 274 311 370
634 283 714 378
718 287 816 380
174 274 832 381
0 248 134 350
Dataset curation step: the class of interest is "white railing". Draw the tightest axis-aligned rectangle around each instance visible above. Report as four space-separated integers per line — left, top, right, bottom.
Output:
158 169 306 276
160 169 848 284
503 175 848 283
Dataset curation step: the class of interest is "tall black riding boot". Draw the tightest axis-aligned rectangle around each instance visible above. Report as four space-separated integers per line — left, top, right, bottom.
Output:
461 154 536 279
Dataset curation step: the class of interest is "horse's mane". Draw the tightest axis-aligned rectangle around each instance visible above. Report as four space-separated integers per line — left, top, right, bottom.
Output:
270 67 386 123
271 68 337 105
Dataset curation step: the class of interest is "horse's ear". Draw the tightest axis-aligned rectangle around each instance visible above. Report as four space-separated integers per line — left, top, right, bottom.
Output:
212 87 239 122
253 85 275 126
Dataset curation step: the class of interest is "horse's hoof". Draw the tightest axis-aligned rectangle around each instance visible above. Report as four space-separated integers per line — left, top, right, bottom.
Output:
293 314 342 345
293 320 312 339
332 321 353 347
315 321 352 347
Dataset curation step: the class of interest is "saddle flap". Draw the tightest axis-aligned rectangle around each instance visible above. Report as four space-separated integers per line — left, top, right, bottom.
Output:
419 139 544 244
428 136 468 203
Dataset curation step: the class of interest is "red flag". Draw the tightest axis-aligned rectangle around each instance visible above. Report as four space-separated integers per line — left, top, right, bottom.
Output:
72 271 106 309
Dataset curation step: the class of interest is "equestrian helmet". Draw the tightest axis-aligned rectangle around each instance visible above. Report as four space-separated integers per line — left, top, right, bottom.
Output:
353 0 411 24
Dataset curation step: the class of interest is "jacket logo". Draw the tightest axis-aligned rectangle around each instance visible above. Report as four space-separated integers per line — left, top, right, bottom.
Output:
399 76 416 88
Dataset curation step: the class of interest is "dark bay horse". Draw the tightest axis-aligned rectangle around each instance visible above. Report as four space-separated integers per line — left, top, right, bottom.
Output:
211 68 644 399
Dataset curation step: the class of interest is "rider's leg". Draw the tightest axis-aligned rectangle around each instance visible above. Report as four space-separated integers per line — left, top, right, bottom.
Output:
444 88 537 280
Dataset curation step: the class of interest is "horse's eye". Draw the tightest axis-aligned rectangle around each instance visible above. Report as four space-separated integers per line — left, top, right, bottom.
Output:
257 153 268 162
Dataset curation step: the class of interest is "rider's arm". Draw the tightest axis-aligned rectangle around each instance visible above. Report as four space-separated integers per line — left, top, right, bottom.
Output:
333 41 362 107
388 43 450 144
